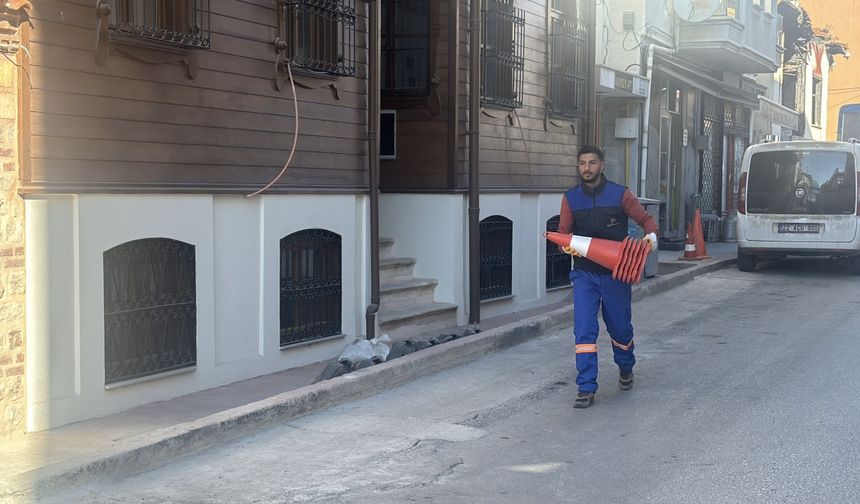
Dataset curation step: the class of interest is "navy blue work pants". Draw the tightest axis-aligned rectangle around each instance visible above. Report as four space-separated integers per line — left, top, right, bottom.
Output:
570 269 636 394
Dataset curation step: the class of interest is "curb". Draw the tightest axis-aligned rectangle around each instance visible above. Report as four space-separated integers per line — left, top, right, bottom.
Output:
6 257 736 500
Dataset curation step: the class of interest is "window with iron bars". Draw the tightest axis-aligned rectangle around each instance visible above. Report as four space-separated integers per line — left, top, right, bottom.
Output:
108 0 211 49
280 229 342 347
103 238 197 385
481 0 525 109
280 0 356 76
545 216 571 289
548 1 587 119
382 0 431 98
479 215 513 300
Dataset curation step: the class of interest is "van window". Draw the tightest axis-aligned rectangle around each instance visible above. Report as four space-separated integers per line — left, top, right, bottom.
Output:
747 150 856 215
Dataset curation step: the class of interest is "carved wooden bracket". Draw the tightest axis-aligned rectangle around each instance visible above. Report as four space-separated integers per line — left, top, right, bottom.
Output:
115 43 199 79
292 74 340 101
427 76 441 117
94 0 199 79
94 0 110 65
273 37 340 100
273 37 288 91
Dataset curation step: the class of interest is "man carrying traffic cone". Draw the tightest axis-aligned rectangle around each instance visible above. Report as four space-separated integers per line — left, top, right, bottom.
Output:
557 145 659 409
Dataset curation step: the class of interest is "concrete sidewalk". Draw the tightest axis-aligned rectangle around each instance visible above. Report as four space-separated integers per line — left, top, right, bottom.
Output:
0 242 737 502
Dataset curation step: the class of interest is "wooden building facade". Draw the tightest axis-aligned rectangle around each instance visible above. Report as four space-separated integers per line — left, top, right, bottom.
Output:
381 0 588 191
13 0 595 432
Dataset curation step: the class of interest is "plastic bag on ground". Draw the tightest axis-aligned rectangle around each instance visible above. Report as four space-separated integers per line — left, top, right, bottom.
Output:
336 334 391 363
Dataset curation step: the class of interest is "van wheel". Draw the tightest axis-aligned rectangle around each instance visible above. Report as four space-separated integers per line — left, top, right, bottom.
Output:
851 257 860 275
738 251 757 272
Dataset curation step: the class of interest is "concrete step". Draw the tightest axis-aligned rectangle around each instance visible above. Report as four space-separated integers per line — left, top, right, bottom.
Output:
377 301 459 341
379 236 395 260
380 257 416 283
380 278 439 311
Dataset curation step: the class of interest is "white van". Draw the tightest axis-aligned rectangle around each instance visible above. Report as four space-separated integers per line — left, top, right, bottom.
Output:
736 140 860 273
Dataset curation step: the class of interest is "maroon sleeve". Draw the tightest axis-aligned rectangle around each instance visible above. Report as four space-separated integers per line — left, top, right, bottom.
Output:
622 190 659 235
558 194 574 235
556 194 574 251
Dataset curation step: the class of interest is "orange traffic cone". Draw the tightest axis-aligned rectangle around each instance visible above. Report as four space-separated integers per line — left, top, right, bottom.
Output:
679 209 711 260
544 232 651 284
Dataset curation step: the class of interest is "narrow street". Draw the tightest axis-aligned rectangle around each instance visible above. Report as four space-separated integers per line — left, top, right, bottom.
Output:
43 261 860 504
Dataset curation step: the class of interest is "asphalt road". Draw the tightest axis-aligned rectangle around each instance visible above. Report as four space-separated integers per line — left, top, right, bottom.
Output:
43 259 860 504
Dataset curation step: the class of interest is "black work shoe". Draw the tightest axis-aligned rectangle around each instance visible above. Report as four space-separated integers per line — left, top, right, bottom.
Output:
573 392 595 409
619 371 634 391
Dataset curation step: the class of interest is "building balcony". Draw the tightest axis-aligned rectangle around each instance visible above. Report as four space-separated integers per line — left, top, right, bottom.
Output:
676 3 779 74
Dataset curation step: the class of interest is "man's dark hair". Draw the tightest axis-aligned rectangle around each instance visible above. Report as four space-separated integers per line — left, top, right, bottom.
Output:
577 145 604 161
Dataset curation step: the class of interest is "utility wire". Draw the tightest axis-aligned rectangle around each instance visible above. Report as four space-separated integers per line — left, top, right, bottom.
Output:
1 46 33 89
246 61 299 197
830 90 860 108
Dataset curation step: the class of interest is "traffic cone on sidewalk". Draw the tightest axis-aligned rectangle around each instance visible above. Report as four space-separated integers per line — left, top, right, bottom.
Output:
544 232 651 284
679 209 711 260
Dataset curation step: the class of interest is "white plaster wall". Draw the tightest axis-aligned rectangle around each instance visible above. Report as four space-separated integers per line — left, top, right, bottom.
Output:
379 194 467 324
821 57 832 140
755 71 780 104
380 193 571 325
803 50 831 141
479 193 571 320
26 194 366 431
260 194 364 355
598 0 673 74
743 0 779 68
538 191 574 299
600 103 643 189
25 196 79 429
644 0 674 47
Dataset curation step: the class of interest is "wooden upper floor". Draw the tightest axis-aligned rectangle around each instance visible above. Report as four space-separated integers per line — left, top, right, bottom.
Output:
20 0 594 195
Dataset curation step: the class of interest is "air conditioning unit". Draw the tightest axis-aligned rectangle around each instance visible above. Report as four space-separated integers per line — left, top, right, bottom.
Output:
381 110 396 159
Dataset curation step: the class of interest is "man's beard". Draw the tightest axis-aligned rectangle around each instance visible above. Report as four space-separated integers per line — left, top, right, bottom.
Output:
580 171 600 183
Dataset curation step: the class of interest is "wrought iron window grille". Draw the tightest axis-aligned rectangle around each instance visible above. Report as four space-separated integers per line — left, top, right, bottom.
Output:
279 0 357 77
479 215 513 300
382 0 431 98
103 238 197 386
105 0 211 49
549 14 587 119
280 229 343 347
723 102 750 132
481 0 525 109
545 216 571 289
700 95 724 215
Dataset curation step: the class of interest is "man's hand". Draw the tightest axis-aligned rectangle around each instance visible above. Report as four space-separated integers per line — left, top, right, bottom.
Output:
644 232 658 253
562 245 580 257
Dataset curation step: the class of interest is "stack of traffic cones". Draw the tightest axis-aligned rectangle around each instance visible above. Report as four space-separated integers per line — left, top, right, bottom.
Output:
544 232 651 285
679 209 711 260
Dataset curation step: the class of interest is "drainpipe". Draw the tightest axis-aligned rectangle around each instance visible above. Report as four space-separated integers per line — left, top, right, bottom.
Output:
585 0 597 145
638 44 673 198
638 44 655 198
468 0 481 324
365 0 381 340
447 0 459 188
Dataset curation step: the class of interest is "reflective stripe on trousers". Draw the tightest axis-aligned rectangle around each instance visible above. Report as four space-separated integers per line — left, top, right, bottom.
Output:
570 269 635 394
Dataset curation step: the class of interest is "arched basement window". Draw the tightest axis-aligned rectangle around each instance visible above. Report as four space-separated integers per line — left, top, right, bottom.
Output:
103 238 197 385
479 215 513 300
280 229 342 347
546 215 571 289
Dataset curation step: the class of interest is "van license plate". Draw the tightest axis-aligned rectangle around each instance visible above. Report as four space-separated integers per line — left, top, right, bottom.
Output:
777 223 821 233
